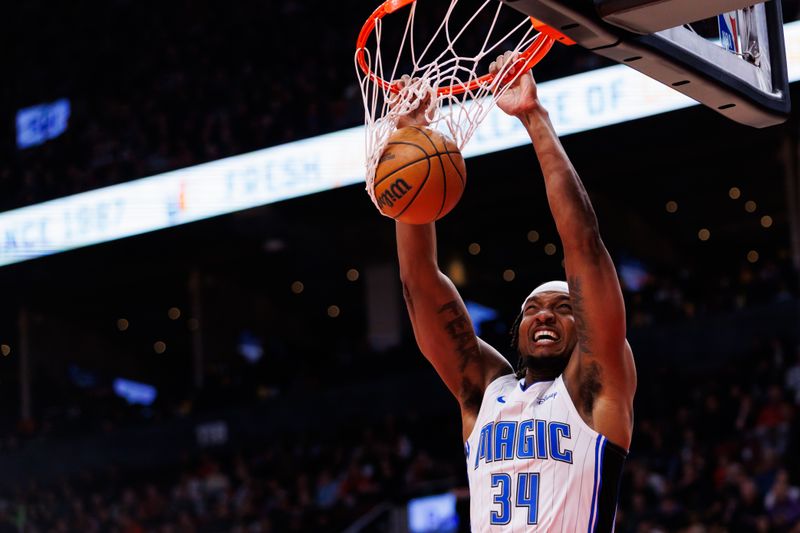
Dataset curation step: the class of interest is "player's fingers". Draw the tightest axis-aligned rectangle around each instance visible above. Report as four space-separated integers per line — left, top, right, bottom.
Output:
497 51 507 70
508 50 523 71
418 93 431 111
496 51 518 73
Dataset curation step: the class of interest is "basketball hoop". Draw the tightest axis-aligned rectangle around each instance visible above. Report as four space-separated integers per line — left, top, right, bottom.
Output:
354 0 563 209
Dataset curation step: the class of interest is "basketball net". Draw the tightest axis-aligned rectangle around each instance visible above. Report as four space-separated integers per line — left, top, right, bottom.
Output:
355 0 556 210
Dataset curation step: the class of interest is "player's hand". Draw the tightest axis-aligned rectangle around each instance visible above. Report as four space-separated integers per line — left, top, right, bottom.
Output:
489 51 540 117
391 75 434 128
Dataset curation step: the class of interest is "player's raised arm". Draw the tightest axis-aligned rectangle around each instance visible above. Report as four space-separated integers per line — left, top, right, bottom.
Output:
491 52 637 448
396 222 512 433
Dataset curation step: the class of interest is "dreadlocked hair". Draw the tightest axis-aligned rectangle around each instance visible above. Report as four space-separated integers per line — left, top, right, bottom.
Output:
509 310 526 379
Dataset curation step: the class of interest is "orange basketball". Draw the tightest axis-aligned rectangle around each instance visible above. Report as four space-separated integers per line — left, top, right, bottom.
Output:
373 126 466 224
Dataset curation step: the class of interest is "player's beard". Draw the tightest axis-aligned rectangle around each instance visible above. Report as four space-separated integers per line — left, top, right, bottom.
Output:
518 351 569 381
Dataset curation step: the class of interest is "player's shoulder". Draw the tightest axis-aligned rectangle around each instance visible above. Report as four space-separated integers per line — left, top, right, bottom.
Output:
485 372 519 395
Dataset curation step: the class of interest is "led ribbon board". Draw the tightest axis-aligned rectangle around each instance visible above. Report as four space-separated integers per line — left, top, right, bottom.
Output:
3 21 800 268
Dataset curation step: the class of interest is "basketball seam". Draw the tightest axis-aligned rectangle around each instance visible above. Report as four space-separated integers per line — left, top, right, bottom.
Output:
434 153 447 219
373 144 429 187
374 152 461 187
444 149 465 187
408 126 450 221
386 141 429 147
393 157 432 219
408 126 440 154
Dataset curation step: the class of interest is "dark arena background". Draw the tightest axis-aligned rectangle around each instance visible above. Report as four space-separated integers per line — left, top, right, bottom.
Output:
3 1 800 532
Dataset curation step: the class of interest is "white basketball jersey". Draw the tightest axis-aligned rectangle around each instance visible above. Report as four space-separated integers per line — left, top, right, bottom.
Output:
465 374 627 532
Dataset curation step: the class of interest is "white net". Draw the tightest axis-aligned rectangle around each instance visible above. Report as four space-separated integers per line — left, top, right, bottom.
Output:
355 0 554 209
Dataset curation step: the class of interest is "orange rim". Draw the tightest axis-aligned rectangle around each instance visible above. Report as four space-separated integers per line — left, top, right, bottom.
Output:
356 0 556 96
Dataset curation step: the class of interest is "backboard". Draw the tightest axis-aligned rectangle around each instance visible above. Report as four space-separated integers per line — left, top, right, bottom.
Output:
503 0 790 127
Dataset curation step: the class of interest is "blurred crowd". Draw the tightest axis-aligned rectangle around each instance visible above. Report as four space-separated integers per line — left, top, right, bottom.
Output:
0 415 462 532
625 255 798 327
1 338 798 532
616 337 800 532
0 246 795 444
1 251 793 451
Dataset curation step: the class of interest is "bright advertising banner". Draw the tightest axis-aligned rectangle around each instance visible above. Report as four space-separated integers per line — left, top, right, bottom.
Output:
0 128 366 266
462 62 695 159
2 21 799 268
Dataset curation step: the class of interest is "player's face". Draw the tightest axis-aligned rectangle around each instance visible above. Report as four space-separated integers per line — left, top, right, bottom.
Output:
517 292 577 360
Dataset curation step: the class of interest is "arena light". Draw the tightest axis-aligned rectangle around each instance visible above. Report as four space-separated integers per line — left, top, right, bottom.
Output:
2 21 800 268
113 378 157 406
407 492 459 533
16 99 71 150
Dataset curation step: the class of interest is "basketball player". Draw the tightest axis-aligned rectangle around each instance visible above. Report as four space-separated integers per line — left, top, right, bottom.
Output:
394 52 637 531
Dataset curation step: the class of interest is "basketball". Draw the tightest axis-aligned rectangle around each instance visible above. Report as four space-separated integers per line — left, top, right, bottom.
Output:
373 126 466 225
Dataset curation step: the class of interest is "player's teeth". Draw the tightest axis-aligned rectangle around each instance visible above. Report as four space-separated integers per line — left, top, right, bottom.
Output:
535 330 558 341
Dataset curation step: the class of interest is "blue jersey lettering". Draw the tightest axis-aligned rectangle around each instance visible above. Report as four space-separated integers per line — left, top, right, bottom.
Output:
473 419 573 468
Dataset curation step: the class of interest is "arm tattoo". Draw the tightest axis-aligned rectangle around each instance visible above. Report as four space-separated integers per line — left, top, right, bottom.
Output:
570 276 604 418
438 300 480 371
568 276 592 355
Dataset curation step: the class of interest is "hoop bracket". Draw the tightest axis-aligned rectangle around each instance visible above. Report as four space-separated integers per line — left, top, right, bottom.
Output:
531 17 576 45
